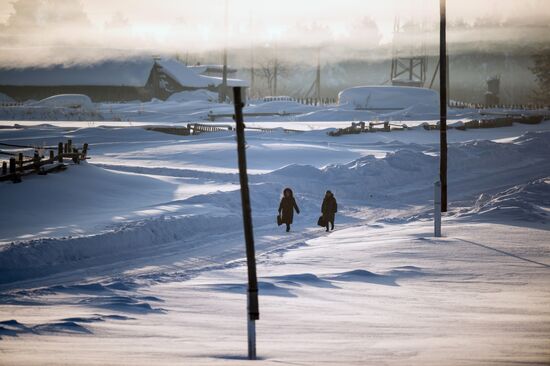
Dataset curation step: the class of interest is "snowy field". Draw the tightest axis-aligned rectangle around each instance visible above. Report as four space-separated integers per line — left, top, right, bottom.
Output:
2 90 549 125
0 118 549 365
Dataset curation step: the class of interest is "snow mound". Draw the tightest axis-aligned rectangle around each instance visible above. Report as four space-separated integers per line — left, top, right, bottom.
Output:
166 90 218 103
33 321 92 334
329 269 398 286
78 295 164 313
458 178 550 223
267 273 338 288
246 100 318 114
204 281 296 298
338 86 439 110
32 94 95 111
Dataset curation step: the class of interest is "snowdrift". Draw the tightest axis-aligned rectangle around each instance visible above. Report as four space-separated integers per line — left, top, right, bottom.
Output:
1 131 549 285
166 90 218 103
32 94 95 111
457 178 550 223
338 86 439 111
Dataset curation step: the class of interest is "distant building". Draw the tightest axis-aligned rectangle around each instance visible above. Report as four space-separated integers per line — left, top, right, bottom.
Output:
0 58 247 102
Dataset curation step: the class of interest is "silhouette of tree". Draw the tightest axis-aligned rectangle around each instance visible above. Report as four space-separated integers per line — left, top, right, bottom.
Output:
530 49 550 104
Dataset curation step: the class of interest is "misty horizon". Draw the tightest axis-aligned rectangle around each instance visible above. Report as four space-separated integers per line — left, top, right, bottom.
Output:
0 0 549 68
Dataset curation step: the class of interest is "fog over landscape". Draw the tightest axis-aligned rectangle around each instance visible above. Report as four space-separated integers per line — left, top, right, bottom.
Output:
0 0 548 103
1 2 550 365
1 0 549 60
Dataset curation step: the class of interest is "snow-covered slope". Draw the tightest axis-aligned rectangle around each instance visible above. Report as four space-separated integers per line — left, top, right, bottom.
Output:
0 123 548 365
457 177 550 223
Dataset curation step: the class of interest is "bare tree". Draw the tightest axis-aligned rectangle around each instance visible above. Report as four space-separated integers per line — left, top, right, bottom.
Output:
530 49 550 104
255 57 290 96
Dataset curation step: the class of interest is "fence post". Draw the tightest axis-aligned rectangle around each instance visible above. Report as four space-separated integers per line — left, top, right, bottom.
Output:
67 139 72 153
33 150 40 173
73 148 80 164
233 86 259 361
434 181 442 237
82 143 88 159
9 157 20 183
58 142 63 163
1 161 6 175
49 150 54 163
9 157 15 175
17 153 23 171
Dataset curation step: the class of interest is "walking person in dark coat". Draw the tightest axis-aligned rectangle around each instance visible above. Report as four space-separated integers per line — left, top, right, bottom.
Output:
278 187 300 232
321 190 337 232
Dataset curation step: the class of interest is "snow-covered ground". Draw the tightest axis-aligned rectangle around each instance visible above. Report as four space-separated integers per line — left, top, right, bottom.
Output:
0 117 549 365
1 90 548 125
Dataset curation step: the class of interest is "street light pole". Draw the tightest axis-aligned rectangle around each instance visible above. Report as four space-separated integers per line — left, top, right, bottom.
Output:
440 0 448 213
233 86 260 360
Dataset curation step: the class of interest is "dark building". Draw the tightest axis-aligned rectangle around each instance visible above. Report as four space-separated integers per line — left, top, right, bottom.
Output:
0 58 247 102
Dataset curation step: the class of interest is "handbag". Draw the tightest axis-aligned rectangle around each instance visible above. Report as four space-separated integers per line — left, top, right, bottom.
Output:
277 214 283 226
317 215 326 227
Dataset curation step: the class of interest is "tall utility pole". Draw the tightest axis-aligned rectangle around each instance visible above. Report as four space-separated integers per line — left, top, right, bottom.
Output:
219 0 229 103
249 11 255 98
440 0 448 212
273 49 278 96
315 48 321 102
250 47 255 98
304 48 321 101
233 87 260 360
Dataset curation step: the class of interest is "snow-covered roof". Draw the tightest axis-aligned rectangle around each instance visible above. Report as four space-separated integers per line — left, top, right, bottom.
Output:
187 65 237 74
0 60 154 87
158 59 248 88
156 59 214 88
205 76 249 87
0 58 248 89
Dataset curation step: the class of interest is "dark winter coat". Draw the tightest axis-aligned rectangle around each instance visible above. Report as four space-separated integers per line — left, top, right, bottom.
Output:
321 195 337 223
279 188 300 224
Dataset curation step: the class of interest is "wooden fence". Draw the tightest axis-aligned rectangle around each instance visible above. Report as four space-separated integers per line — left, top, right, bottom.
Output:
328 114 547 136
146 123 302 136
328 121 408 136
0 102 25 107
450 101 549 110
0 139 88 183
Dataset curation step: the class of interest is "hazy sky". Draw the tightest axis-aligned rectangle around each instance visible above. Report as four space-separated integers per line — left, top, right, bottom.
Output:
0 0 549 67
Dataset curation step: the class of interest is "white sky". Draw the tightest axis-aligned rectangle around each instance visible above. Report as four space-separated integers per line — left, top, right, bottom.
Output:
0 0 549 66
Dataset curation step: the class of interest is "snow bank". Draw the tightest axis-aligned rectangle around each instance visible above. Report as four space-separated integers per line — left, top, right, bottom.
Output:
2 130 549 285
245 100 319 114
264 131 550 202
32 94 95 111
166 90 218 103
338 86 439 111
457 178 550 223
0 213 243 284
